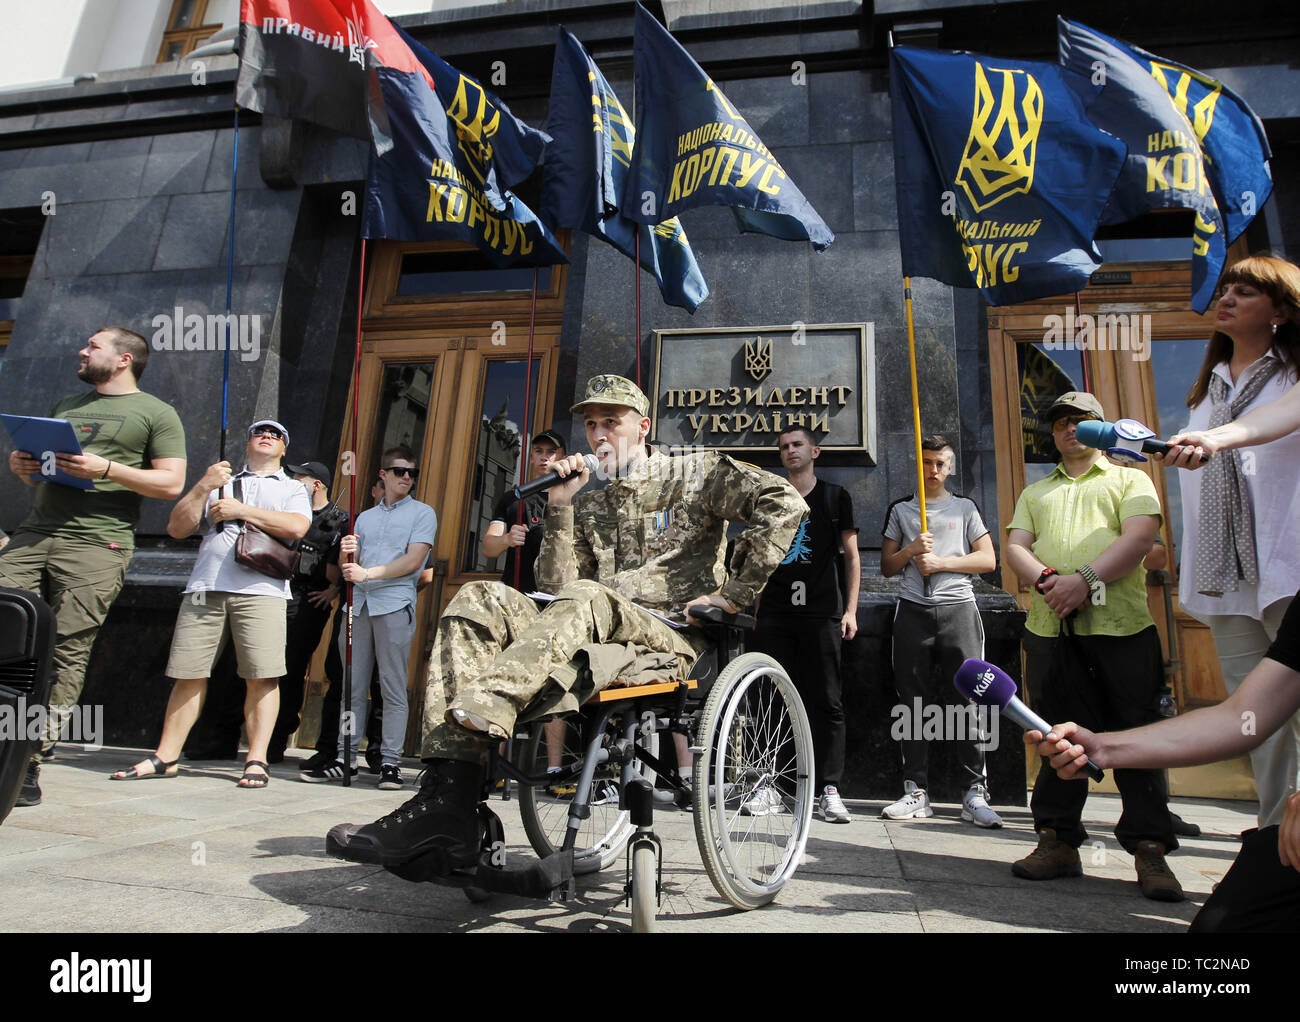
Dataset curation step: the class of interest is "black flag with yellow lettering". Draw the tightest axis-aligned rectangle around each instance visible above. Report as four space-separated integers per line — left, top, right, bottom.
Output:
620 3 832 250
1058 18 1271 313
890 45 1126 305
362 41 567 266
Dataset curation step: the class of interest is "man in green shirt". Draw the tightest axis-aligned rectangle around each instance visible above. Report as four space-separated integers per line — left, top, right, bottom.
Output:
1004 391 1182 902
1 327 187 805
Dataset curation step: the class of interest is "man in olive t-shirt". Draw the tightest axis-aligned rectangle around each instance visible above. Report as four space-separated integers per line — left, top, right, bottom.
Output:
1 327 186 804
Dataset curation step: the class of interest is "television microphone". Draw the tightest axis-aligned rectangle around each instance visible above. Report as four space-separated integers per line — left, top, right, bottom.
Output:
953 658 1105 782
1074 418 1209 464
510 453 600 500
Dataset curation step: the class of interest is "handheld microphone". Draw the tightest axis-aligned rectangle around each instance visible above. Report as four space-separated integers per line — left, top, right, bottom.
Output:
510 453 600 500
1074 418 1209 464
953 658 1105 782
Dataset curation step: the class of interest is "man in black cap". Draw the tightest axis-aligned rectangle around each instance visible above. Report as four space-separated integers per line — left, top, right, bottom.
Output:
268 460 349 762
481 428 566 593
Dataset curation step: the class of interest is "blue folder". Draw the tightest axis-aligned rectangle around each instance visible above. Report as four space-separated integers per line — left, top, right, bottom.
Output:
1 414 95 490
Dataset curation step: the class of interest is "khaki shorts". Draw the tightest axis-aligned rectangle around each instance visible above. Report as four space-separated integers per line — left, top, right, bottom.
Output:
166 592 288 681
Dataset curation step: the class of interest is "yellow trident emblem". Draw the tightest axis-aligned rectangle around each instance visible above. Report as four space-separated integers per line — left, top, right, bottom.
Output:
744 337 772 381
956 63 1043 212
448 75 501 189
1148 62 1220 144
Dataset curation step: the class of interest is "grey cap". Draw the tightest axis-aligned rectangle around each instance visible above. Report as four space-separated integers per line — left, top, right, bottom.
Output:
248 419 290 445
569 375 650 417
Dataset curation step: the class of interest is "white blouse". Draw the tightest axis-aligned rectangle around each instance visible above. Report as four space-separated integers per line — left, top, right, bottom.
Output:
1176 352 1300 621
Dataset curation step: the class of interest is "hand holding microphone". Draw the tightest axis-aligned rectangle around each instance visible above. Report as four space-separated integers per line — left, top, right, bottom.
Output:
953 658 1105 782
1026 721 1106 781
1074 418 1210 465
512 452 599 504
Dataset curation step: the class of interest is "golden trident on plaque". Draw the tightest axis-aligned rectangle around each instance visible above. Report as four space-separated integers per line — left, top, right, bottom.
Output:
744 336 772 381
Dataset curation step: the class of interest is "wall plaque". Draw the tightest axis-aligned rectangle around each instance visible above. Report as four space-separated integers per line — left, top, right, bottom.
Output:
651 323 875 458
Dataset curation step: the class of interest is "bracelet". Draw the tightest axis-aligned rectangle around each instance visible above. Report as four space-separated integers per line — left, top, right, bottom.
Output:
101 461 112 480
1076 562 1102 591
1035 567 1058 592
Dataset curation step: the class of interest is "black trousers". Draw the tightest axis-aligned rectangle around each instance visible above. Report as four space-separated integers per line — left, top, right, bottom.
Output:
267 596 333 758
1189 826 1300 932
889 599 988 791
751 615 845 789
1024 625 1176 855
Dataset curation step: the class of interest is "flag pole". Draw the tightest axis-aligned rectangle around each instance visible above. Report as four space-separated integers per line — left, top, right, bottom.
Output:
1073 292 1092 392
220 107 239 464
514 268 539 590
343 238 367 787
903 277 931 597
631 42 642 389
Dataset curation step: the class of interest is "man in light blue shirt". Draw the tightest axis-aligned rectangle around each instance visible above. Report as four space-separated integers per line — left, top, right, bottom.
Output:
301 445 435 789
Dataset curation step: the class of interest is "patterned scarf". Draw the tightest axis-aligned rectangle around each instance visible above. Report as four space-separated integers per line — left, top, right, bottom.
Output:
1194 354 1281 597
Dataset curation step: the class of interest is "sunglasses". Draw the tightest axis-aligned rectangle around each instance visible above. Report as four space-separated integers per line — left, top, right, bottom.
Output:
251 428 285 441
384 465 419 479
1051 415 1098 432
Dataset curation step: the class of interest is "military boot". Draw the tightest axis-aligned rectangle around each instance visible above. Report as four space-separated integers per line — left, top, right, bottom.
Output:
326 758 484 870
1011 827 1083 880
1134 840 1185 902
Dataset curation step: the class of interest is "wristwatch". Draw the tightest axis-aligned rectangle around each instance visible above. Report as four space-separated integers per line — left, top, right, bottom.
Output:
1035 567 1058 593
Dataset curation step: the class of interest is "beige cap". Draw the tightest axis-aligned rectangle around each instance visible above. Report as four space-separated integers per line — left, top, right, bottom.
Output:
569 374 650 417
1045 390 1104 421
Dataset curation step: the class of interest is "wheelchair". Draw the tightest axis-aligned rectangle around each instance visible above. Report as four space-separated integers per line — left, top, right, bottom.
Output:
391 606 815 932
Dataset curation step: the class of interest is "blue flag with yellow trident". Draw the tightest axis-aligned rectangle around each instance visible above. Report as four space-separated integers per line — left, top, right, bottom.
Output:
362 43 567 266
620 4 832 250
1058 18 1272 313
890 45 1126 305
541 27 709 313
388 23 550 213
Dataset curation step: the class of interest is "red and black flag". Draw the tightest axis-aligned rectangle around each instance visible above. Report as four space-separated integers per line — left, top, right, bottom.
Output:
235 0 433 140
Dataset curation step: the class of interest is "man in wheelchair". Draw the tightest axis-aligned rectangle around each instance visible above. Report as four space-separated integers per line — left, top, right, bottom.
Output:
326 375 806 875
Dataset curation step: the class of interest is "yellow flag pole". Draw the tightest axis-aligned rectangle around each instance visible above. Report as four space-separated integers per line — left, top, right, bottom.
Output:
904 277 931 596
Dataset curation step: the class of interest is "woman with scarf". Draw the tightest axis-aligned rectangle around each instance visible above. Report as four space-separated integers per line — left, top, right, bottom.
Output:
1167 254 1300 833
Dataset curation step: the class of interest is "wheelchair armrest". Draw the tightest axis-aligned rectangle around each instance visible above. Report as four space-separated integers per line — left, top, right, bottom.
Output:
687 604 755 630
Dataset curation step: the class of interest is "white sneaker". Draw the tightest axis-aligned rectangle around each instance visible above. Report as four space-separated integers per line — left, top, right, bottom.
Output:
740 786 784 817
817 785 851 823
881 780 933 820
961 785 1003 828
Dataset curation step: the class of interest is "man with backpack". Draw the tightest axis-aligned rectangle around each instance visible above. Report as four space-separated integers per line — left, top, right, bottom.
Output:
752 426 860 823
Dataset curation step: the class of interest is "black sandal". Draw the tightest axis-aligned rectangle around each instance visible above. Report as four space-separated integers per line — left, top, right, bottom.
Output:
109 755 178 780
238 761 270 789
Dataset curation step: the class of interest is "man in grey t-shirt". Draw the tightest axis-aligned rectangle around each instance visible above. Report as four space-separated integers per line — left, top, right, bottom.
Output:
881 434 1000 826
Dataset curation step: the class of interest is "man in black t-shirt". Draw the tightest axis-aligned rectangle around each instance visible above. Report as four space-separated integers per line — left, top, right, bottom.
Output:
753 426 860 823
1030 592 1300 931
481 429 565 593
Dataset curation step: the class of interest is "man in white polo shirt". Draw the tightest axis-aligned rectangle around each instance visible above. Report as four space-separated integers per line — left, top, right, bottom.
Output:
109 420 311 788
300 444 436 790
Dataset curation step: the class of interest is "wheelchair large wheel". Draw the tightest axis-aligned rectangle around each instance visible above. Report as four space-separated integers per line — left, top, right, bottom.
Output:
692 652 813 910
517 712 659 875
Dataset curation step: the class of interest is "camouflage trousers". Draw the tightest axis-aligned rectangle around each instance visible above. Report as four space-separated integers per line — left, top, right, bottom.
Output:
422 579 704 763
0 531 131 760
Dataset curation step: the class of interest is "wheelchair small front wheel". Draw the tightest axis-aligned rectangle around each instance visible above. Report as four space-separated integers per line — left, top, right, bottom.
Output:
517 713 659 875
630 840 658 933
692 652 814 910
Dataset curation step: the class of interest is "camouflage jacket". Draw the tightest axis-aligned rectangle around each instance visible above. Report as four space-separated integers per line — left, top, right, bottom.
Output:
537 450 807 621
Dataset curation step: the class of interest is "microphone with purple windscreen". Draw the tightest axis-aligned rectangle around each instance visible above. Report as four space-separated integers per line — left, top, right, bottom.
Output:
953 658 1105 782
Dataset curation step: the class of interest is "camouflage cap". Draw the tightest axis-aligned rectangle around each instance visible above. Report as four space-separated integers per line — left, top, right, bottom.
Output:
569 374 650 417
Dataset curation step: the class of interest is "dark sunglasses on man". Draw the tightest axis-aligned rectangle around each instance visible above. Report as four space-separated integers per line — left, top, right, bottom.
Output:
251 427 285 441
385 465 419 479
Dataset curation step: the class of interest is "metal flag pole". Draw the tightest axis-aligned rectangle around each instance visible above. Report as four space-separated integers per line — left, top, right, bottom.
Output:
220 107 239 463
1073 291 1092 392
343 238 367 787
514 268 540 590
903 277 931 597
632 38 642 389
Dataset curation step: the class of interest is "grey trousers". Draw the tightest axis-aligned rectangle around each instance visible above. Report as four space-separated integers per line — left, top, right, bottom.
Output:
338 603 415 767
1208 598 1299 829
